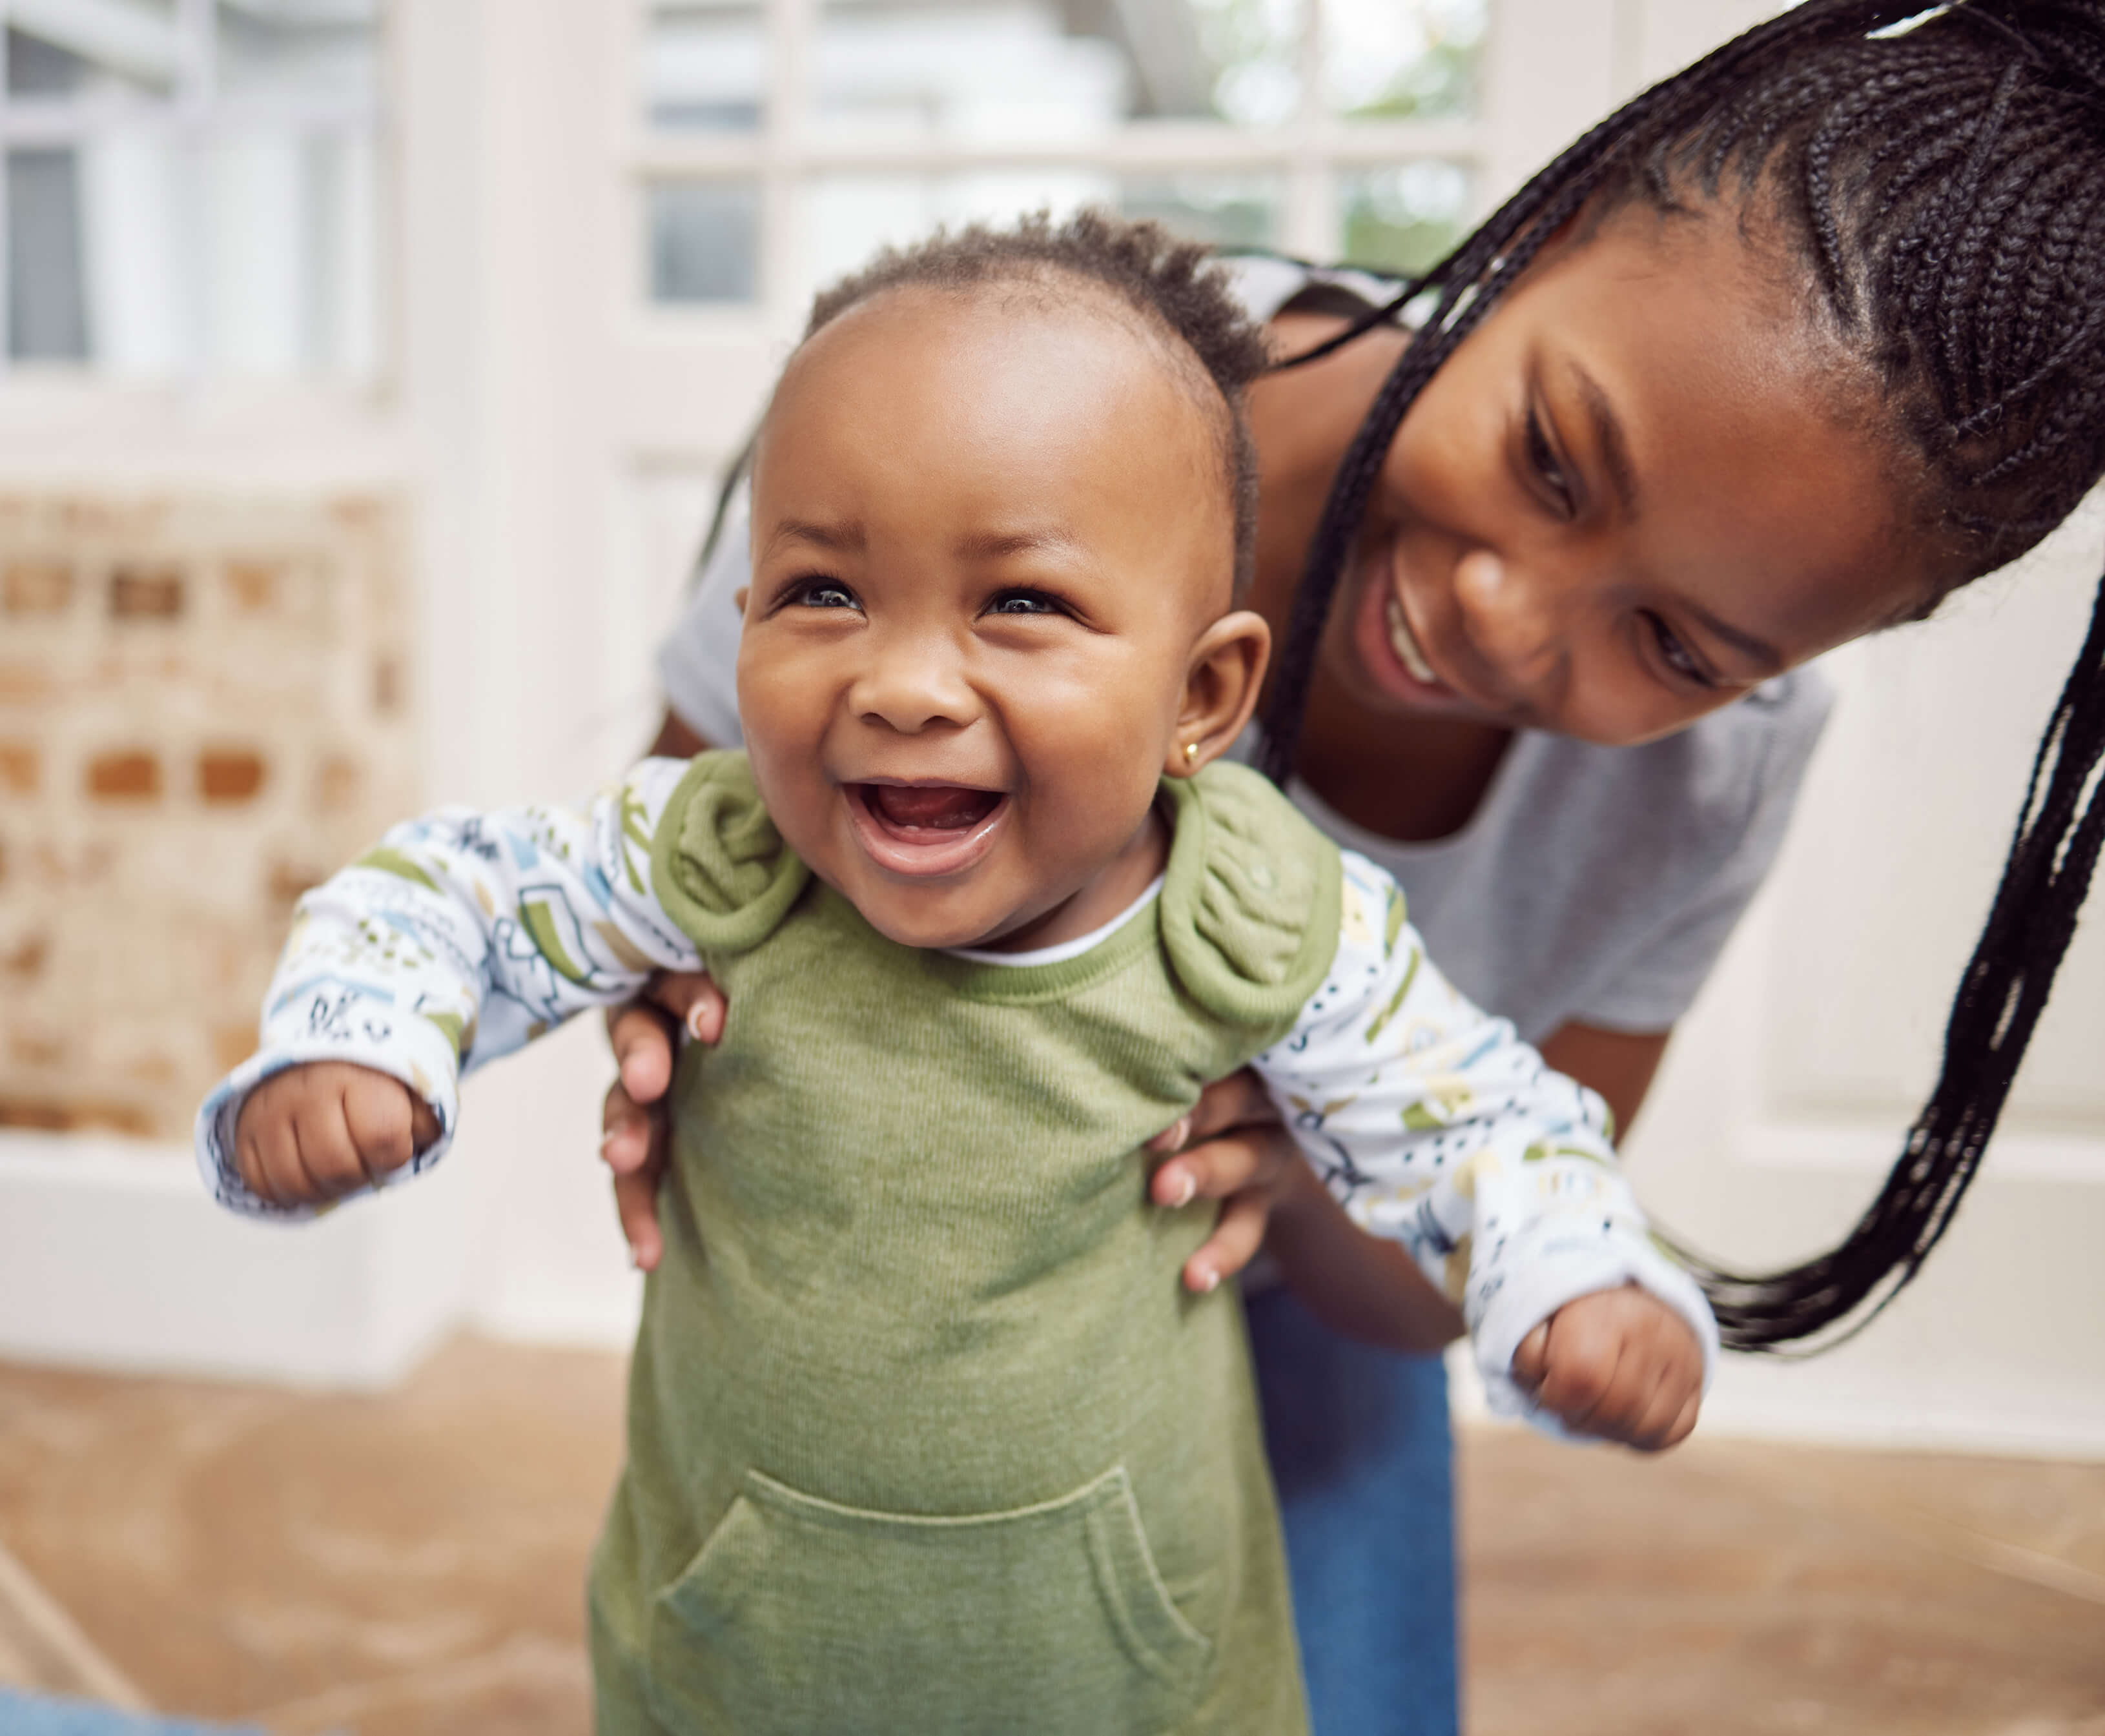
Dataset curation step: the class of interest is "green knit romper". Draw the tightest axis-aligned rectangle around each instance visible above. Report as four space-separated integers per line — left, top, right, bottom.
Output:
588 751 1342 1736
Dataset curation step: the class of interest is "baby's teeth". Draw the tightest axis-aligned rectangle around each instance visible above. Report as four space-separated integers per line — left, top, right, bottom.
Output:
1385 595 1437 684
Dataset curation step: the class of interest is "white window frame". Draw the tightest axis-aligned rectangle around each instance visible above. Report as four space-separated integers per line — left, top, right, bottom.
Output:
622 0 1627 334
0 0 386 387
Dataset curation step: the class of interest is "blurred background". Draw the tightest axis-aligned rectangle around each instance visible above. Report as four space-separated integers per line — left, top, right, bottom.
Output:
0 1 2100 1730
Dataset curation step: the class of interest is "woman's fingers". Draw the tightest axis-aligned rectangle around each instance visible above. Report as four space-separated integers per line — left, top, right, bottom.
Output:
1149 1122 1267 1208
607 1001 680 1105
648 971 726 1047
601 1077 653 1177
615 1161 667 1272
1183 1189 1271 1293
1145 1067 1275 1154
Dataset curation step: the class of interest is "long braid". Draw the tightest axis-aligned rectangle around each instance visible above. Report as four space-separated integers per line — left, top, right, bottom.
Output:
1260 0 2105 1348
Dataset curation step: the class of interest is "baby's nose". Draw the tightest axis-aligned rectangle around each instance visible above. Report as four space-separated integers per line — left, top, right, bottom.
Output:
852 633 978 733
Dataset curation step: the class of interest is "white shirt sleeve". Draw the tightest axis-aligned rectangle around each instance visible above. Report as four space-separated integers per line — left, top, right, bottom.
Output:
1249 850 1719 1430
193 758 704 1220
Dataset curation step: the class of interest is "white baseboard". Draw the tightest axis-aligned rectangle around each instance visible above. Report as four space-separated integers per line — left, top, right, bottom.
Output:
0 1131 478 1391
1446 1340 2105 1460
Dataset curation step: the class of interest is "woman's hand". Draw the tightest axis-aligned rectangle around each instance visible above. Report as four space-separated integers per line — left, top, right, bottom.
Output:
1145 1070 1307 1295
601 972 725 1269
1149 1070 1468 1353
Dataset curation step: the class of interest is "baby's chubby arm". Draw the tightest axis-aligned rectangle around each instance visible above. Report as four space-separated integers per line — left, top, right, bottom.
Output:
196 759 704 1218
1248 851 1716 1445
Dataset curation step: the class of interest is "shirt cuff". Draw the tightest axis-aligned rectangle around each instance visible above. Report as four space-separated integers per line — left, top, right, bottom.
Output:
193 1020 463 1222
1471 1232 1720 1440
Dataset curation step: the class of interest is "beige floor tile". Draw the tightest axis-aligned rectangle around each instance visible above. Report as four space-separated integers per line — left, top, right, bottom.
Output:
1 1337 2100 1733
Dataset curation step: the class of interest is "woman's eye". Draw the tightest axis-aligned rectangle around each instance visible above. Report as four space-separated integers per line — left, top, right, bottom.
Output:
1525 407 1572 510
1645 613 1712 686
983 589 1065 617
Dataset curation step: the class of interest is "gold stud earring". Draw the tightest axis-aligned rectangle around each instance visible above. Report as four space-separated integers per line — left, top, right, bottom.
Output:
1183 741 1200 767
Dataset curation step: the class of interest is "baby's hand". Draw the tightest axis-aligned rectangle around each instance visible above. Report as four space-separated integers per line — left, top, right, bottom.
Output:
1510 1285 1702 1451
233 1061 440 1209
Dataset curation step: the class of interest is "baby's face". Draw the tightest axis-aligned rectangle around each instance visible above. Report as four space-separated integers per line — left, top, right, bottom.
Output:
737 283 1246 952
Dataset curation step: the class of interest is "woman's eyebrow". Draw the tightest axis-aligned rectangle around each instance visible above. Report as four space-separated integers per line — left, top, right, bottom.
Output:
1565 360 1640 517
1684 598 1785 675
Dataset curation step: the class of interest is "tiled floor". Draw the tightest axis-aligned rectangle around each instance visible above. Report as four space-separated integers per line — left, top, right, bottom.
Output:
0 1336 2099 1734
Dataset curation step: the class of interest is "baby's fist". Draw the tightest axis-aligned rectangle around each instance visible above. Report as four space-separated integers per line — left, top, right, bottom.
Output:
1511 1285 1702 1451
234 1062 439 1209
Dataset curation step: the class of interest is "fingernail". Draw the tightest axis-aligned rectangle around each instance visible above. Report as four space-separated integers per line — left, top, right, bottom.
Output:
1193 1265 1219 1293
1165 1115 1191 1151
1170 1172 1196 1209
686 1004 712 1043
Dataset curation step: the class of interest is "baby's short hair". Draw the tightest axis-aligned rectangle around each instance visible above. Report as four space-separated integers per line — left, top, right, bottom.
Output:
802 209 1270 597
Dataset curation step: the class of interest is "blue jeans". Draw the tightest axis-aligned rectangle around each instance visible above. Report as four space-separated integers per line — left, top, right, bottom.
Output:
1248 1287 1460 1736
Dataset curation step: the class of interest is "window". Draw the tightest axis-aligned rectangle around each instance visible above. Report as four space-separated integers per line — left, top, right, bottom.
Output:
635 0 1488 319
1 0 384 382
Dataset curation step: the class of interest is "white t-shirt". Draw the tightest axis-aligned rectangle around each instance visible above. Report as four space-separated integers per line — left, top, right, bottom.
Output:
657 256 1833 1041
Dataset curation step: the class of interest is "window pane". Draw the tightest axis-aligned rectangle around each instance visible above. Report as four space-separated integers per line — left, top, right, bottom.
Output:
799 170 1107 307
812 0 1303 135
642 0 765 132
9 127 380 377
650 181 761 303
1324 0 1485 121
1338 160 1470 276
214 0 380 105
8 148 92 361
6 6 179 101
1118 173 1282 250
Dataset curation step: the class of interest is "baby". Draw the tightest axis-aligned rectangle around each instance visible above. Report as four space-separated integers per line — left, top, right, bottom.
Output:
197 213 1712 1735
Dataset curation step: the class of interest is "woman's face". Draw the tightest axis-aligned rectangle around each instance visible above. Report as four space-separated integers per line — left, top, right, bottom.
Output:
1327 198 1942 747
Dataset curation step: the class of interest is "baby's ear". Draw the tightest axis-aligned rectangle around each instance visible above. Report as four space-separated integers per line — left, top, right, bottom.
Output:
1165 610 1270 778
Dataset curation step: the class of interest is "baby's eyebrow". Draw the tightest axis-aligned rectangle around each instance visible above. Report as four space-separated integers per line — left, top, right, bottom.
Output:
953 527 1085 562
764 516 864 557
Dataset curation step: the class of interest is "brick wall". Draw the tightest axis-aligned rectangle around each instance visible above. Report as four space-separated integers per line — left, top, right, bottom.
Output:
0 493 417 1143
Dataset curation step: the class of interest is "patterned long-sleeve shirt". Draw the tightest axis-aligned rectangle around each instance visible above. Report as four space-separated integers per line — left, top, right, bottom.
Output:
194 759 1717 1425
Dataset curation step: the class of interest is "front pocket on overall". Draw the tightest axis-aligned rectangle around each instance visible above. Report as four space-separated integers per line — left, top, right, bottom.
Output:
644 1464 1214 1736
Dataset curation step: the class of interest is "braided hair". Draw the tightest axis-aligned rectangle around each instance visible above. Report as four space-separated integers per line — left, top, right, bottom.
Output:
792 209 1271 593
1259 0 2105 1350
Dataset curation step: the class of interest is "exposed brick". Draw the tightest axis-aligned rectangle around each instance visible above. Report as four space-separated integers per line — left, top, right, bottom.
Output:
3 560 71 614
198 747 267 804
0 664 52 704
212 1023 260 1075
0 740 39 794
87 750 161 801
313 752 362 813
8 1027 64 1068
109 564 185 620
269 859 325 910
2 930 49 981
0 1097 156 1137
224 558 285 613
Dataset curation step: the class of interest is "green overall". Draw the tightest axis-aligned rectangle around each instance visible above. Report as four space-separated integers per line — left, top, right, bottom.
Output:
590 752 1342 1735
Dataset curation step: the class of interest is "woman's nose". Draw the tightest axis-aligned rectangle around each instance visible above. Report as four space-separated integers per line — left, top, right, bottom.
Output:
1452 548 1566 699
851 629 978 734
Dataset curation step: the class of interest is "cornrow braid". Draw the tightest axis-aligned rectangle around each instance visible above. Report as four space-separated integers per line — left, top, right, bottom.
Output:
1258 0 2105 1349
799 209 1271 593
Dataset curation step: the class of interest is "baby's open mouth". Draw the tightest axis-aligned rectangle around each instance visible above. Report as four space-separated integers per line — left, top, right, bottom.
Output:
845 781 1011 878
857 782 1003 832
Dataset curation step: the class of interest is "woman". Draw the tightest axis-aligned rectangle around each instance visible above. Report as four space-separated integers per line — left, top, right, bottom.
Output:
598 3 2105 1728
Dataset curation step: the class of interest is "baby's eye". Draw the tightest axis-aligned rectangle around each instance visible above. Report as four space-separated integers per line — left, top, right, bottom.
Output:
794 580 859 610
1644 613 1712 687
983 589 1066 617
